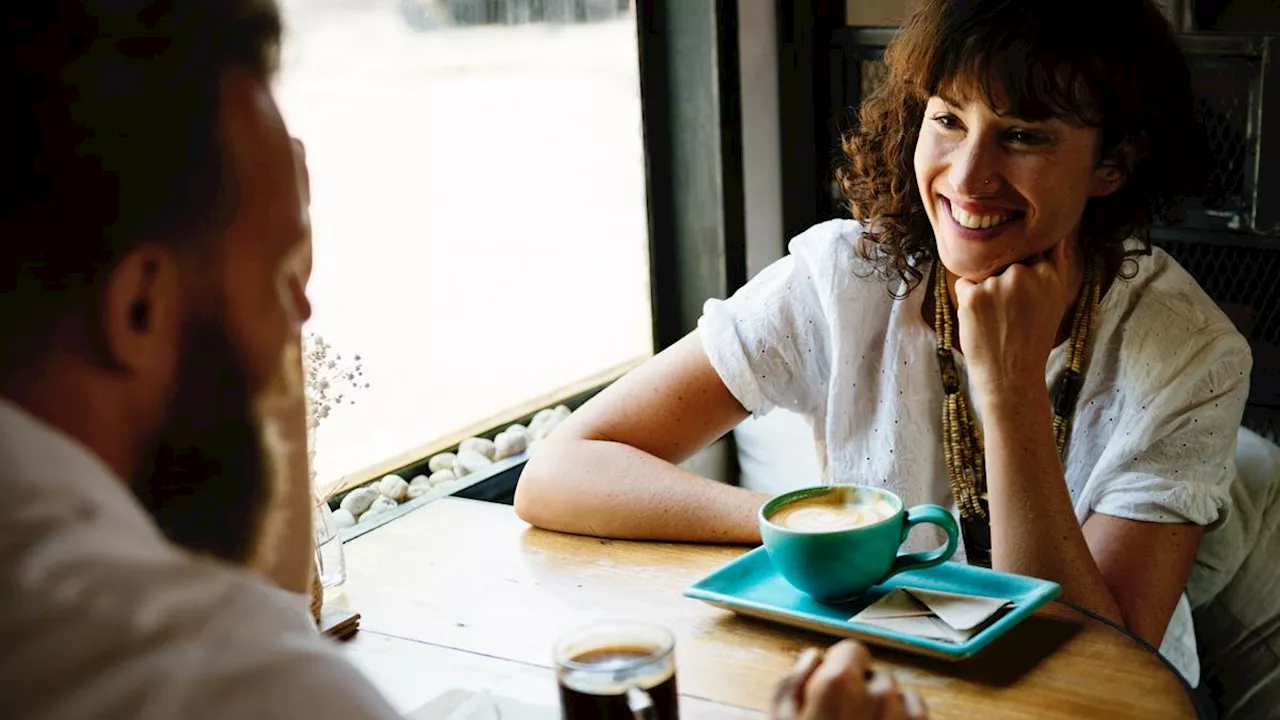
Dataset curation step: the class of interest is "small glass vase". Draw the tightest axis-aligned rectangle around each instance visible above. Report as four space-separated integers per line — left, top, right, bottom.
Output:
313 494 347 599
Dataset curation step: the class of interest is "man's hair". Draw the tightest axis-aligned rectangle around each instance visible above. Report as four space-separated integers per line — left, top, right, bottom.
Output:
0 0 282 370
835 0 1205 294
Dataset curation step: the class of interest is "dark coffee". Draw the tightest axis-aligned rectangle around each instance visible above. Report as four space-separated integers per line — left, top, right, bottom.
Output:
558 645 679 720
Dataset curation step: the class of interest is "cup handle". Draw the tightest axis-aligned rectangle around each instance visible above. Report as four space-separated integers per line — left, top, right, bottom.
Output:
884 504 960 579
627 686 658 720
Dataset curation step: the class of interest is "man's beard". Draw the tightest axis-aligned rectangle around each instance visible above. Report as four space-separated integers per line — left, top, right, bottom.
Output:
130 315 277 565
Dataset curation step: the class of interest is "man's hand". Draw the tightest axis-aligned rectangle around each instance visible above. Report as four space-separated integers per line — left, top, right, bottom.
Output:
771 641 928 720
955 239 1080 397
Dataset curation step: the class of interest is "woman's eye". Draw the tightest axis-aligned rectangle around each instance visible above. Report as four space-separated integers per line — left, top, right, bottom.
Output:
931 113 961 130
1005 129 1049 146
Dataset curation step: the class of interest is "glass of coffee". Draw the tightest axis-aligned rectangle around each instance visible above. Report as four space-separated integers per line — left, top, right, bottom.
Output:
554 621 678 720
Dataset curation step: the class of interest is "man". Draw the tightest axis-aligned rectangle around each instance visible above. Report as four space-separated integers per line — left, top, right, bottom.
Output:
0 2 922 718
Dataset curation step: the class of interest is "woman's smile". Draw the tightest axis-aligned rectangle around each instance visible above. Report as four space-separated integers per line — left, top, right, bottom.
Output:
941 196 1025 240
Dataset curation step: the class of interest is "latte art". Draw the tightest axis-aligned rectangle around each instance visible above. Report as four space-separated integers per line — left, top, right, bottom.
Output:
770 492 896 532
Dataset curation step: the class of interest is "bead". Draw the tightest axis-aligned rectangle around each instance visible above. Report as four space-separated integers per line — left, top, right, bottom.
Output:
937 349 960 395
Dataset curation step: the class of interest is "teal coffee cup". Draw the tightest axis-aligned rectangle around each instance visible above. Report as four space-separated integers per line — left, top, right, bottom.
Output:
759 485 960 602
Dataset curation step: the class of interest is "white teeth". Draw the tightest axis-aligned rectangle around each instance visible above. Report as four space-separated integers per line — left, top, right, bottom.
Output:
949 204 1007 230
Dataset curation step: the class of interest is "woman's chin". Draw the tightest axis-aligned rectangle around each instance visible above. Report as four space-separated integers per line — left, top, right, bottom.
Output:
936 254 1008 284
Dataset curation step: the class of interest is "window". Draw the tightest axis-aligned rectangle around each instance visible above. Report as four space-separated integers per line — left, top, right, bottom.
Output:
276 0 652 493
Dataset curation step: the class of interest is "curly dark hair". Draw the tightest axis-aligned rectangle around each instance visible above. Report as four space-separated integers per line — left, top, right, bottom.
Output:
835 0 1206 294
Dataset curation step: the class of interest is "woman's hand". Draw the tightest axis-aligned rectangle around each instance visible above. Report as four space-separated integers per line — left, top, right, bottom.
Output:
954 240 1079 397
771 641 928 720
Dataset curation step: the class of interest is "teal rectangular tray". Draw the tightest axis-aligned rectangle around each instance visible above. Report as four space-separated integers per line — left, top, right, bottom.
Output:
685 547 1061 661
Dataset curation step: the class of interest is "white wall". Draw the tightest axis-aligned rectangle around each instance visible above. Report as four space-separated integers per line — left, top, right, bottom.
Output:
737 0 786 278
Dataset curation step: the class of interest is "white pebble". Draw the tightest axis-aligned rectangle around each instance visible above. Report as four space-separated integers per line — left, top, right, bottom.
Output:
505 423 528 436
428 452 457 473
459 437 497 461
332 508 356 530
532 420 565 441
359 509 385 524
368 496 398 516
529 409 556 433
407 474 432 500
494 429 528 460
453 449 493 477
377 474 409 502
530 405 572 441
429 469 457 486
527 439 542 456
339 486 379 517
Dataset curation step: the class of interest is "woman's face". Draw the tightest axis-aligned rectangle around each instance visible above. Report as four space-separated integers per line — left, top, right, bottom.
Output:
913 93 1121 282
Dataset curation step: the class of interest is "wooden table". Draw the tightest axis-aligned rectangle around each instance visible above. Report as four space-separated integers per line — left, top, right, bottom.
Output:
337 498 1196 718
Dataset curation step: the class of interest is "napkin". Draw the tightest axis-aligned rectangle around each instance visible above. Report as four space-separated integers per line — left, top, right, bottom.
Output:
411 689 558 720
849 587 1012 644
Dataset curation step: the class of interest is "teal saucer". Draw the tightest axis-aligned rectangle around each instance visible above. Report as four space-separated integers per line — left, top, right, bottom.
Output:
685 546 1061 661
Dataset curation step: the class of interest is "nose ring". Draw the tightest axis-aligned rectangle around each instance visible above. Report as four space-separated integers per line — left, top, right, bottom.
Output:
983 178 991 186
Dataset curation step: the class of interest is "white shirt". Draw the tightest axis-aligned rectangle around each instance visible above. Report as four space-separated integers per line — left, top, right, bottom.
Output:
700 219 1253 685
0 399 400 719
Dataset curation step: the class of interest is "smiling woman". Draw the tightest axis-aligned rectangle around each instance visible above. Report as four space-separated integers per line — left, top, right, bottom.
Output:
838 0 1204 292
514 0 1251 694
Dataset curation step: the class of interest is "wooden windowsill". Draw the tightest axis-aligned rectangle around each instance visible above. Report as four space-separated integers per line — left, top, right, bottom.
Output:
324 355 647 502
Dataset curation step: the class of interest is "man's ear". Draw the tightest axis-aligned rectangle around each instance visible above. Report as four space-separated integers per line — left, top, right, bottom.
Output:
1092 135 1146 198
100 245 184 374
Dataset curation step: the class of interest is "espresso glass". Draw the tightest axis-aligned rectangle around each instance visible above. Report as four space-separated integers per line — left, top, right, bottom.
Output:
554 622 678 720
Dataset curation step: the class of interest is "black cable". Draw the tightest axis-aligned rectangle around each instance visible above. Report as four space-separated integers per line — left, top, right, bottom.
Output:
1053 599 1215 720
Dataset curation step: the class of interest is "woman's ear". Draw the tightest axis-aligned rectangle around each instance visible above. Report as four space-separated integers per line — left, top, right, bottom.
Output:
1092 162 1126 197
1092 134 1146 198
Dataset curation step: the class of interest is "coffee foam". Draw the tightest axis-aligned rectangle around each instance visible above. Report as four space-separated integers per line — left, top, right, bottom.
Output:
769 488 897 532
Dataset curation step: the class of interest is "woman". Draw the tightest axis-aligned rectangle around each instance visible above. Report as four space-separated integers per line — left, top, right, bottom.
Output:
517 0 1250 687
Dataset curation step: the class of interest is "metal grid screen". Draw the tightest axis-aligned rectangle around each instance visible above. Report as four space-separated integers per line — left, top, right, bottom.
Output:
1152 239 1280 442
1183 54 1260 231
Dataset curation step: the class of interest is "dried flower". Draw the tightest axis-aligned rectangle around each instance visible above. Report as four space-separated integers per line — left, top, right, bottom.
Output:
304 332 371 486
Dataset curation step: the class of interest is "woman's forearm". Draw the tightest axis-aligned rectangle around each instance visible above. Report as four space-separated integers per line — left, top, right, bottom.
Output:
515 437 768 544
981 382 1124 625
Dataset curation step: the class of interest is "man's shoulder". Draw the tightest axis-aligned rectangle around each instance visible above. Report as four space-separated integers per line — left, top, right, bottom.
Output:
0 516 371 718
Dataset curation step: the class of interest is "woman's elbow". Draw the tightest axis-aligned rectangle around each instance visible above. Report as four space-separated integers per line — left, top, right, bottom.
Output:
513 445 568 529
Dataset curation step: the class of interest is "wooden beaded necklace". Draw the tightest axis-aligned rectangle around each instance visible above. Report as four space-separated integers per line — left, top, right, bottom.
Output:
933 260 1102 567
